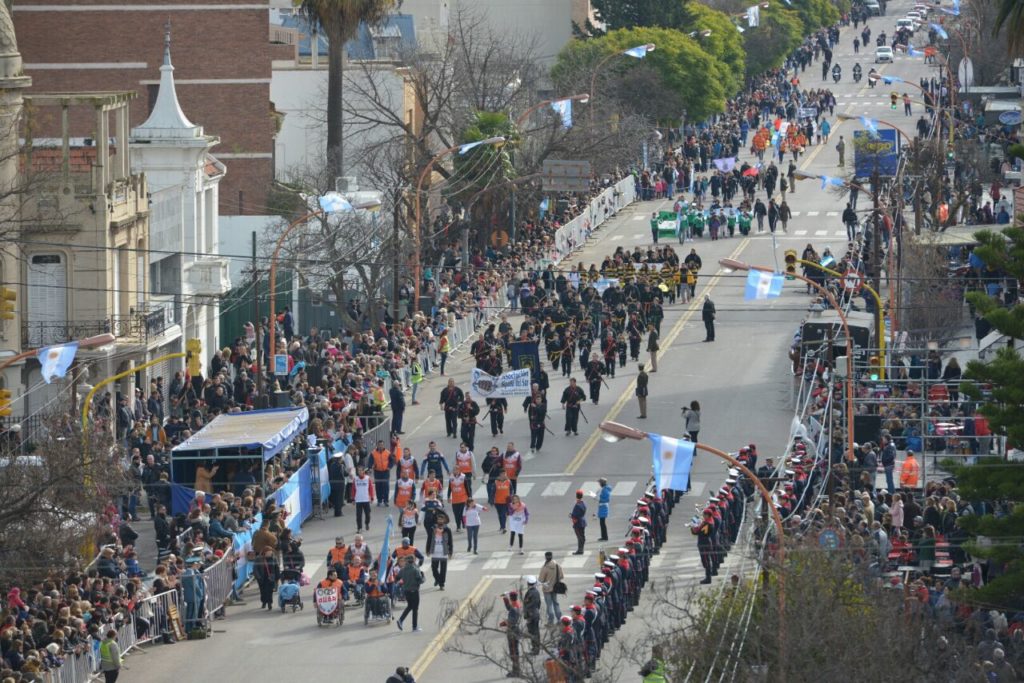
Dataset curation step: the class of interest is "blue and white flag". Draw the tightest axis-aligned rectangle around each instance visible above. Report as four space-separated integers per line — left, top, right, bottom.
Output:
929 23 948 39
819 174 846 190
459 139 490 155
378 516 394 582
860 116 880 139
289 361 306 379
550 99 573 128
319 192 353 213
746 5 760 27
882 75 900 85
624 44 653 58
38 342 78 384
712 157 736 173
744 270 783 300
906 44 924 57
650 433 695 495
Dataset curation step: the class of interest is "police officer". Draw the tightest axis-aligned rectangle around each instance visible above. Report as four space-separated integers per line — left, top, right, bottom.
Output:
560 378 586 436
570 489 587 555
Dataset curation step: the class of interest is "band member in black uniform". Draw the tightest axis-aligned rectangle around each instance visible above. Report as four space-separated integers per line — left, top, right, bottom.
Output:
585 353 605 405
627 315 643 361
439 379 463 438
458 395 480 451
560 378 587 436
600 331 616 378
527 394 547 453
486 397 507 436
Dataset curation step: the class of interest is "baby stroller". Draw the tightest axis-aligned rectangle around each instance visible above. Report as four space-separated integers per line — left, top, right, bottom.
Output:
279 569 304 613
363 577 392 625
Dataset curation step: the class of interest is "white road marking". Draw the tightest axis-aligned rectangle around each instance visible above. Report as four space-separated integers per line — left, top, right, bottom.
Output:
794 230 808 236
579 481 600 497
472 485 487 500
632 233 645 239
561 551 592 569
542 481 571 496
447 557 474 572
790 211 802 216
522 551 547 569
610 235 624 241
632 215 645 220
815 230 829 236
806 211 820 217
482 553 512 570
826 211 839 217
612 481 637 497
515 483 534 497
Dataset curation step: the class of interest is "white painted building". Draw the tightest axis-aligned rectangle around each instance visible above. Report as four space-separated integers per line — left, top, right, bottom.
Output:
131 32 231 380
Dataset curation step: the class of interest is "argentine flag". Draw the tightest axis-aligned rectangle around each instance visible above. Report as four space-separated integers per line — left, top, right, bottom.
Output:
378 516 394 582
550 99 573 128
624 45 653 58
744 270 783 300
38 342 79 384
319 192 353 213
650 433 695 495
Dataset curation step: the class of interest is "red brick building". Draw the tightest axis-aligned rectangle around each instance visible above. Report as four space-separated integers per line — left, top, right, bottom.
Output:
13 0 274 216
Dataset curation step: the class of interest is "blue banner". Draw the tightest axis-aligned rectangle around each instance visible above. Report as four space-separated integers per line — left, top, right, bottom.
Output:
509 341 541 380
854 129 899 177
378 516 394 582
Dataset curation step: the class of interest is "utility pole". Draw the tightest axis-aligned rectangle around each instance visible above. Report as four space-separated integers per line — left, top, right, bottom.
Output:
252 231 263 398
392 201 401 324
871 168 882 298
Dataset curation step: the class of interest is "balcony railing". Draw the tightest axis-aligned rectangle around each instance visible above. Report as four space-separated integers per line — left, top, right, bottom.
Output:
22 311 159 349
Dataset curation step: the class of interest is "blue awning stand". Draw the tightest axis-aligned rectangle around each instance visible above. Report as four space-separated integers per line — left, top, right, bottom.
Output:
172 407 310 461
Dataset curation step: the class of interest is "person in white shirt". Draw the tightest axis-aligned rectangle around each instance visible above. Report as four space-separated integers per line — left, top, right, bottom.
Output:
353 466 375 532
462 497 488 554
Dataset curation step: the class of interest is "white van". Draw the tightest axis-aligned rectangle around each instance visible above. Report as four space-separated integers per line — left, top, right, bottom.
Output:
896 18 916 33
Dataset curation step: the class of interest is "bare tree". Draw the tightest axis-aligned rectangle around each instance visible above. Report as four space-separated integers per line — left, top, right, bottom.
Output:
0 415 126 585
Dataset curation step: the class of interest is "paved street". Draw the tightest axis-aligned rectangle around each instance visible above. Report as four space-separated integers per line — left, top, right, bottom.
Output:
124 3 936 680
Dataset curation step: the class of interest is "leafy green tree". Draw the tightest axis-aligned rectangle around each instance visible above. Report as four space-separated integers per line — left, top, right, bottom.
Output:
676 3 747 97
589 0 687 31
945 226 1024 609
742 5 804 76
789 0 840 35
553 27 727 123
450 111 518 248
299 0 398 176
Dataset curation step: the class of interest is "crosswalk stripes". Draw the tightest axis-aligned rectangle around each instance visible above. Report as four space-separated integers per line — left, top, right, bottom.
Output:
632 215 645 221
791 211 801 216
610 235 624 241
806 211 820 217
826 211 839 217
542 481 572 497
794 230 808 236
815 230 829 236
612 481 637 496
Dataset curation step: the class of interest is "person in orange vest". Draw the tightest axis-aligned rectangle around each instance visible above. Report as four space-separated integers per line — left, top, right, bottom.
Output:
390 537 424 567
343 555 367 602
325 536 349 574
399 501 420 544
394 472 417 510
453 442 476 492
371 439 396 508
900 450 921 489
396 447 419 481
448 471 470 532
494 471 512 533
420 469 443 501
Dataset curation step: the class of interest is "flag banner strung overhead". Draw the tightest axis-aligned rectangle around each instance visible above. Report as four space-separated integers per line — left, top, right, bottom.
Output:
319 192 353 213
649 433 695 495
624 45 653 58
470 368 532 400
38 342 79 383
744 270 784 300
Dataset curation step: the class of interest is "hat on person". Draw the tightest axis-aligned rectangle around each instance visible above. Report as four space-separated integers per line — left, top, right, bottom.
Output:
186 555 202 565
571 604 582 612
594 572 605 581
603 561 616 568
560 615 573 624
46 643 61 655
525 576 537 585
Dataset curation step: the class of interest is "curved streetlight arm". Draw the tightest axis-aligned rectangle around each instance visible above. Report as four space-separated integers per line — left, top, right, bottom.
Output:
0 333 116 375
515 93 590 128
267 209 323 369
720 259 855 463
597 420 786 662
588 44 655 129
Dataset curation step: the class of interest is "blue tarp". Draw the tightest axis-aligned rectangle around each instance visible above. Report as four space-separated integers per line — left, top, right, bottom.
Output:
171 407 310 462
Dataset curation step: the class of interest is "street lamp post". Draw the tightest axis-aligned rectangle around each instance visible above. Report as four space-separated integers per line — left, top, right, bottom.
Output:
515 93 590 128
597 419 786 663
411 137 506 308
721 258 856 466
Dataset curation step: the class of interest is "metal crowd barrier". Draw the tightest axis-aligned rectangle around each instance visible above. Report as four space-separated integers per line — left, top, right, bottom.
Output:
362 416 393 447
202 556 235 620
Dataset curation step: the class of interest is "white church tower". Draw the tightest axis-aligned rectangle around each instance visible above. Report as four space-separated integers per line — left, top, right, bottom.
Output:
131 24 230 377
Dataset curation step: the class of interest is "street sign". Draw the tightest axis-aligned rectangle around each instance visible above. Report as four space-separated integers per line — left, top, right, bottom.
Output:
541 159 593 193
854 129 899 176
998 110 1022 126
842 271 864 293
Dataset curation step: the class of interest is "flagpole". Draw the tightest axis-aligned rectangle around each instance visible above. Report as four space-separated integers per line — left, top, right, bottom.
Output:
597 420 786 665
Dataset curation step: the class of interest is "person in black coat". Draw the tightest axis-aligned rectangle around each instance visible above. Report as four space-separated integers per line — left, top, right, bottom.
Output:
390 382 406 434
702 296 716 342
328 453 347 517
253 547 280 610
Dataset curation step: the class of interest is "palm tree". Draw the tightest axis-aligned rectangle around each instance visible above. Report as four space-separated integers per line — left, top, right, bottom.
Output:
299 0 397 176
993 0 1024 56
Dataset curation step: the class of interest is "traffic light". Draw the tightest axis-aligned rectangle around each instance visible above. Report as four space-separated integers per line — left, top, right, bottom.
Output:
0 388 11 417
869 356 881 381
784 249 798 278
186 338 202 376
0 287 14 320
890 92 898 110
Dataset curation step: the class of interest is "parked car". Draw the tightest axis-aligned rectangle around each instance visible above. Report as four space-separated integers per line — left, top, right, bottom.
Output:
875 46 894 63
